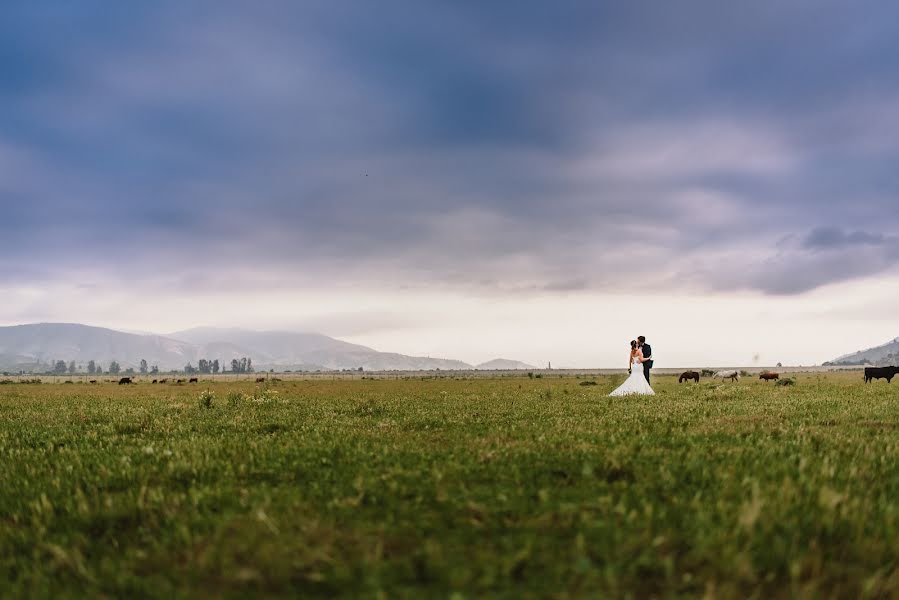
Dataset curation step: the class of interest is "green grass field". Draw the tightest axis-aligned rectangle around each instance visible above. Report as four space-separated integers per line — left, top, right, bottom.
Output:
2 372 898 598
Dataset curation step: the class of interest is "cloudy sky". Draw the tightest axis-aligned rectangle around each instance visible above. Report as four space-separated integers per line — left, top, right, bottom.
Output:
3 1 899 367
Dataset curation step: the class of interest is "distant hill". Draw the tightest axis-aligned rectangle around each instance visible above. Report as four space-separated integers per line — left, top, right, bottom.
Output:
0 323 480 373
0 323 197 371
476 358 536 370
825 337 899 366
169 327 473 371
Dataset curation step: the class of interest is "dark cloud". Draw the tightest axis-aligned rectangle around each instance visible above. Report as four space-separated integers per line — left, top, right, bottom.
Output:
695 228 899 295
2 1 899 296
802 227 885 250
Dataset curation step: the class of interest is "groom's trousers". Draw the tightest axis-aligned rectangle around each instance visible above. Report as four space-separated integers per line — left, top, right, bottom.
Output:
643 361 652 384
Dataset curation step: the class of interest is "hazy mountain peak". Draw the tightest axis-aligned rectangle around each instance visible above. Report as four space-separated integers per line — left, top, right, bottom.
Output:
476 358 537 370
827 337 899 366
0 323 494 372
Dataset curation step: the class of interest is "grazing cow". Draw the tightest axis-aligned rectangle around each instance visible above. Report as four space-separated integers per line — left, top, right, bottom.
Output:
759 372 780 381
118 377 133 385
679 371 700 383
714 370 740 382
89 379 97 384
255 377 266 383
176 379 185 384
159 378 168 383
151 379 158 384
189 377 198 383
865 366 899 384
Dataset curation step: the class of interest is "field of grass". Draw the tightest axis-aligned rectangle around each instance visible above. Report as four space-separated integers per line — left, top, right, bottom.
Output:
1 372 898 598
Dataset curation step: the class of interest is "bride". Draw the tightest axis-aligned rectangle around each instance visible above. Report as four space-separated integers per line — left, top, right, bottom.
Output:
609 340 655 396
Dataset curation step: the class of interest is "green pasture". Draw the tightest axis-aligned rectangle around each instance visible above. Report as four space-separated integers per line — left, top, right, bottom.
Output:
1 372 898 598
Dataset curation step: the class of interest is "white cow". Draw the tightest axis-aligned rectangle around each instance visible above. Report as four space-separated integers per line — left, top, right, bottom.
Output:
714 370 740 382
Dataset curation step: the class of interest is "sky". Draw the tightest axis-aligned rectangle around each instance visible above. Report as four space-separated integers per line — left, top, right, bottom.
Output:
2 1 899 367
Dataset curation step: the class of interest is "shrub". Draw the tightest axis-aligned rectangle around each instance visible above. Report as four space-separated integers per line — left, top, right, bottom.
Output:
198 390 215 408
776 378 796 387
579 381 598 386
701 369 714 377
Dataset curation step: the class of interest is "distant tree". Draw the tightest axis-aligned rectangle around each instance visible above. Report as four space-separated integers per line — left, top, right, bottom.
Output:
139 359 148 374
125 367 135 374
87 360 96 374
220 357 255 373
54 360 67 375
198 359 209 374
184 363 196 374
95 366 102 375
150 365 159 374
109 361 121 374
68 360 76 374
776 362 783 368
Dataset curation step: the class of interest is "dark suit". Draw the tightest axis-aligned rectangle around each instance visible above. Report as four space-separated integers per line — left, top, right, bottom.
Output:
640 343 653 384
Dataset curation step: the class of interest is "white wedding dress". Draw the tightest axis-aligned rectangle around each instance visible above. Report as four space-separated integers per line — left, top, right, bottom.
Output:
609 356 655 396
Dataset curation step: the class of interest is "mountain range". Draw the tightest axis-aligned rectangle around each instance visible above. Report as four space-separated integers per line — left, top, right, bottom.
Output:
0 323 534 373
825 337 899 366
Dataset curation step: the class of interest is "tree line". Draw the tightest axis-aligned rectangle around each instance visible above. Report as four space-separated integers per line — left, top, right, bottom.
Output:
45 357 254 375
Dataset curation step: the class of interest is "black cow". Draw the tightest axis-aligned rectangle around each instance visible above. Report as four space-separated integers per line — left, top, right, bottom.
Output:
679 371 700 383
118 377 133 385
189 377 198 383
865 366 899 383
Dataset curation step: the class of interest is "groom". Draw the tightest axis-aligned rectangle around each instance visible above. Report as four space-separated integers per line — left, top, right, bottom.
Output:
638 335 653 384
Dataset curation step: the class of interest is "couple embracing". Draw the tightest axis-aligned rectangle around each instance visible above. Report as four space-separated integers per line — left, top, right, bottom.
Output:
609 336 654 396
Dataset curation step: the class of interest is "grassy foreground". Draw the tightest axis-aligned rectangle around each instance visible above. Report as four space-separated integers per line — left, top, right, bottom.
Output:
1 373 898 598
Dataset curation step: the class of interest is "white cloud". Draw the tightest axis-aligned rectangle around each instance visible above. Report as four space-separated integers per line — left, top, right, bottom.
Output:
572 118 799 181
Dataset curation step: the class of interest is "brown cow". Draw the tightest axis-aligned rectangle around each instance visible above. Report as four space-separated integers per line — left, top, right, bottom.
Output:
89 379 97 384
759 372 780 381
159 378 168 383
118 377 133 385
679 371 700 383
255 377 266 383
189 377 198 383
